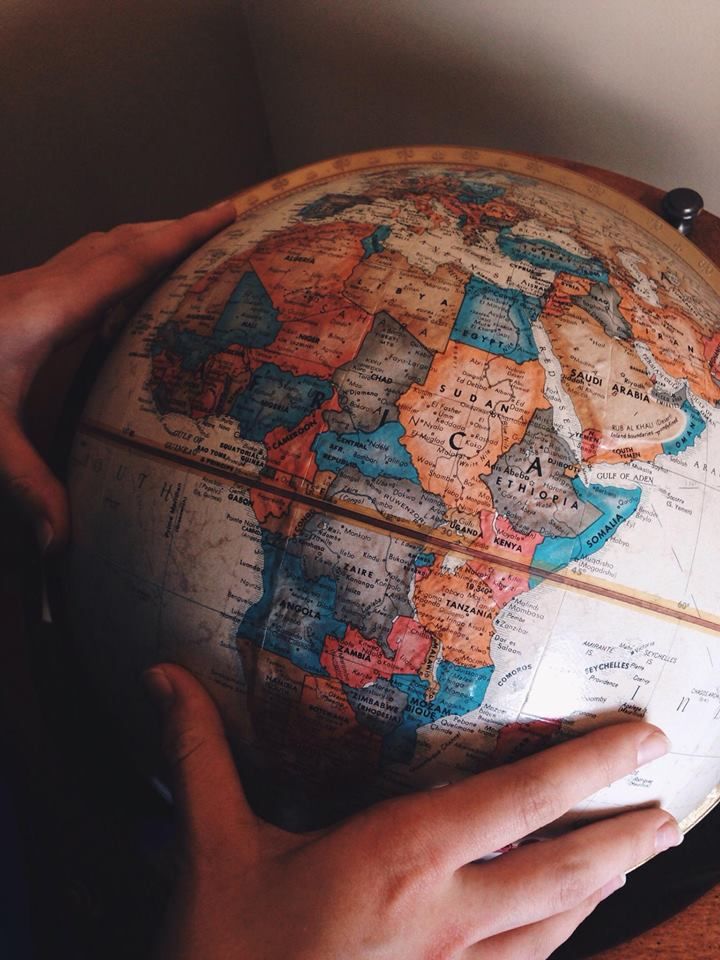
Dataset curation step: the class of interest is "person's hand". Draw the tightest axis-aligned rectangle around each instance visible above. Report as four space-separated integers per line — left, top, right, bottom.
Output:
0 202 236 551
145 663 681 960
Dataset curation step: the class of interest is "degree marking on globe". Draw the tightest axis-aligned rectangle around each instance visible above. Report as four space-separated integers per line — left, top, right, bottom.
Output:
226 146 720 298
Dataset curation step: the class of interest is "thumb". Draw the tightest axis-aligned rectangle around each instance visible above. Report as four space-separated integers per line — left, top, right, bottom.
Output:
0 407 69 552
143 663 258 865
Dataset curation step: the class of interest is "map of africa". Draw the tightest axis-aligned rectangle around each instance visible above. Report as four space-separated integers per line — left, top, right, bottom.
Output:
67 147 720 833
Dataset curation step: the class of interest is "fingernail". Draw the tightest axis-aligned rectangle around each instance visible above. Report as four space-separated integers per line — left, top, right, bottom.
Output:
34 517 54 555
637 729 670 766
599 874 626 899
142 667 175 712
656 818 683 853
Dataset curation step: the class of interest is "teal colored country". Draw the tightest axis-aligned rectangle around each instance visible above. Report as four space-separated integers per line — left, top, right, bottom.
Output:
236 530 343 676
361 224 391 258
384 660 495 762
451 275 541 363
497 230 608 282
154 270 279 372
230 363 333 442
215 270 281 348
312 421 419 482
662 400 706 455
413 551 435 568
298 192 373 220
530 478 641 586
456 179 505 206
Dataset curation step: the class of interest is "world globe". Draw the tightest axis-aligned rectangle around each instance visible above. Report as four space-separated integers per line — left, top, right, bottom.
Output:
65 147 720 834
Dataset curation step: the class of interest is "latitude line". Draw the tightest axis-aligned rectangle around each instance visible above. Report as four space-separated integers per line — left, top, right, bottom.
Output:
77 420 720 635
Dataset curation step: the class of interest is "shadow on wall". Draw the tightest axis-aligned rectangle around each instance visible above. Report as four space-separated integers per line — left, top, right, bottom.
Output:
247 0 678 185
0 0 273 273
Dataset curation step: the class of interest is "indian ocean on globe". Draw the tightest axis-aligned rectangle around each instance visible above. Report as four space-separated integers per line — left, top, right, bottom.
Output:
65 147 720 833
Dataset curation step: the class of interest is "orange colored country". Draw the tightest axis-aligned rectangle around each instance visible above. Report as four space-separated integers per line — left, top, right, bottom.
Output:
344 246 468 353
268 296 374 371
399 341 548 515
413 559 497 669
541 288 679 463
615 276 720 406
250 220 371 322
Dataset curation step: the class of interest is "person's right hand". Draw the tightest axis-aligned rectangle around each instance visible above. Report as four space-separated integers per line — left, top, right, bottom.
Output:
146 664 681 960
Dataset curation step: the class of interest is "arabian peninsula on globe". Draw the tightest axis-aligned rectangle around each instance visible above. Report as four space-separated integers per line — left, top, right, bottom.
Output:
66 147 720 833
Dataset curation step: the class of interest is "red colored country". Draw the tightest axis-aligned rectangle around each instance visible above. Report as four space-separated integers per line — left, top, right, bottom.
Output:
264 398 339 489
704 331 720 385
469 513 543 606
321 627 395 688
250 487 288 527
386 616 434 673
321 618 432 689
581 427 602 462
486 513 543 561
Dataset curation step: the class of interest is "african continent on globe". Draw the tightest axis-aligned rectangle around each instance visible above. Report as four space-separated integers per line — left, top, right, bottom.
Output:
66 147 720 834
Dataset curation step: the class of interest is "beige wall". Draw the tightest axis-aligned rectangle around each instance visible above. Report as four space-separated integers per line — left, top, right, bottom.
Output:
245 0 720 212
0 0 272 273
3 0 718 277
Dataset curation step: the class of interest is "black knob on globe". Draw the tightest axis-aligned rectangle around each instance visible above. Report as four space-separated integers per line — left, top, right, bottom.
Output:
661 187 704 235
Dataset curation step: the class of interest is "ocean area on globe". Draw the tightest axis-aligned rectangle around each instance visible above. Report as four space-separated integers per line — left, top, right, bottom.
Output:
65 147 720 833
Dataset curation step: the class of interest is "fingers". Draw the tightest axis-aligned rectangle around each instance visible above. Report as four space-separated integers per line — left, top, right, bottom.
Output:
0 203 236 550
401 721 670 867
456 806 680 940
0 407 69 551
43 220 175 270
44 201 237 343
464 879 623 960
144 662 257 868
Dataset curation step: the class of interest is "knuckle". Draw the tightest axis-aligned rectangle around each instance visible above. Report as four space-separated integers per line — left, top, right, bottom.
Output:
633 808 668 860
403 832 447 888
166 722 208 766
360 818 445 917
550 854 591 912
3 473 50 509
420 925 472 960
109 222 140 237
525 929 557 960
590 737 623 789
588 885 610 912
535 914 582 960
5 474 33 497
514 769 559 835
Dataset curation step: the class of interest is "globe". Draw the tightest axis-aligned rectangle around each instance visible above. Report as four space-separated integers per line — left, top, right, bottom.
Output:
66 147 720 834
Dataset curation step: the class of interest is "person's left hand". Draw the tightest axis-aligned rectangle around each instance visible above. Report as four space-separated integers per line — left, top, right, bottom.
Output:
0 201 236 551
